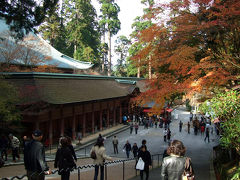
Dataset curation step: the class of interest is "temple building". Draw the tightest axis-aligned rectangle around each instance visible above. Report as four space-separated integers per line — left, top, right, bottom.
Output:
3 72 144 144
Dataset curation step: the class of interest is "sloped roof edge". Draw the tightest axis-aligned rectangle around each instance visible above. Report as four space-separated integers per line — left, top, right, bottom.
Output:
2 72 145 81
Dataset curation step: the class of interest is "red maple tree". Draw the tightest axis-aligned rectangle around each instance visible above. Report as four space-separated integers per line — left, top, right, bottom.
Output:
131 0 240 113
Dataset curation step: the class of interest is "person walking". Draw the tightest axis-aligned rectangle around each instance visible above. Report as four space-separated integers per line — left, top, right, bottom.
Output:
54 137 76 180
90 138 112 180
204 128 210 143
8 134 20 162
161 140 194 180
179 121 183 132
135 122 139 134
167 128 171 142
187 122 190 134
112 136 119 154
24 130 51 180
123 140 132 158
200 125 205 136
138 145 152 180
66 136 77 162
163 128 168 142
0 135 8 161
130 123 134 134
132 143 139 158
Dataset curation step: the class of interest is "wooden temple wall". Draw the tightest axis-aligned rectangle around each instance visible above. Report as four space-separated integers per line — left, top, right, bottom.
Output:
22 98 130 144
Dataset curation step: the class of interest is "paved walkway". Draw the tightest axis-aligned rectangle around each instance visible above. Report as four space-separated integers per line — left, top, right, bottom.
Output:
1 106 219 180
130 106 218 180
2 124 129 166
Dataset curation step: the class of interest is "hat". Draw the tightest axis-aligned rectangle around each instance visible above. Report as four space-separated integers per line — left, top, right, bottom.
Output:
32 130 43 137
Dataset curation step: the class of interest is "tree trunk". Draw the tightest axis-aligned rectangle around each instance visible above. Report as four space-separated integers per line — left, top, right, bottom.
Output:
74 43 77 59
148 56 152 79
137 58 140 78
107 30 111 76
102 32 106 73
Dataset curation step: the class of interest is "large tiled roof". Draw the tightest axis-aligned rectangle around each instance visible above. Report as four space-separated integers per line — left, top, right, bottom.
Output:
0 18 93 70
4 72 145 105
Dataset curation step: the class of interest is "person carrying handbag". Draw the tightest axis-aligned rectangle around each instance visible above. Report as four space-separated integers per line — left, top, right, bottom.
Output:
161 140 194 180
90 138 112 180
137 145 152 180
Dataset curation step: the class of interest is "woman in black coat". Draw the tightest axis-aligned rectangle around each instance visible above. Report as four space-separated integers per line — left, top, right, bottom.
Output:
138 145 152 180
54 137 76 180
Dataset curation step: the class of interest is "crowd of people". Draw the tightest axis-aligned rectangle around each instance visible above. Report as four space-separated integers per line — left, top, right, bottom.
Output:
1 110 217 180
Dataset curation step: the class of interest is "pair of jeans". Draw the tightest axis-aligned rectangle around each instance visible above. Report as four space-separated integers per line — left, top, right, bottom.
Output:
140 168 149 180
126 150 130 158
12 147 20 161
94 165 104 180
113 144 118 154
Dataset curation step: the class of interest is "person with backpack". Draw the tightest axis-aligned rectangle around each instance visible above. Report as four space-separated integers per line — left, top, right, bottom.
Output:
54 137 76 180
90 138 112 180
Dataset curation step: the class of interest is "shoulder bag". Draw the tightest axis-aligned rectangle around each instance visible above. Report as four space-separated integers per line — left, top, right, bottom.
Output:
182 157 195 180
91 147 97 159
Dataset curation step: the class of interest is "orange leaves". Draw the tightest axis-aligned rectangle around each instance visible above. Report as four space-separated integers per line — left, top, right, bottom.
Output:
168 45 198 74
129 0 240 113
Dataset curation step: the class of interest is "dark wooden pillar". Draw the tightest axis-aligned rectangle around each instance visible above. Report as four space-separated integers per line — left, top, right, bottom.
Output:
128 102 131 115
48 110 53 145
107 102 110 128
82 105 86 137
72 106 76 140
92 104 95 134
100 103 103 131
119 103 122 123
60 105 64 136
113 101 116 126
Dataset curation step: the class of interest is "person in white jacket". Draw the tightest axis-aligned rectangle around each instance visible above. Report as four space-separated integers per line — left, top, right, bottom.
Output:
90 138 112 180
8 134 20 162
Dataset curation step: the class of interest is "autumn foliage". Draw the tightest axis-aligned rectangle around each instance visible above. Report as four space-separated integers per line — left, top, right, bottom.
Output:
131 0 240 112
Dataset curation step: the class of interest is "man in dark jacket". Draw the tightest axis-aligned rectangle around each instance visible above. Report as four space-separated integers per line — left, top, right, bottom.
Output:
24 130 51 180
138 145 152 180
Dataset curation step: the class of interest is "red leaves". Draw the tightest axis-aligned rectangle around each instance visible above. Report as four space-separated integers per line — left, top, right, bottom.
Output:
129 0 240 112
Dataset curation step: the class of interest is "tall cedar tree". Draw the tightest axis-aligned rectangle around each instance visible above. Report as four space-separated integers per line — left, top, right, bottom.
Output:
130 0 240 113
114 35 131 77
98 0 121 76
63 0 100 63
38 2 62 47
0 0 58 39
129 15 153 78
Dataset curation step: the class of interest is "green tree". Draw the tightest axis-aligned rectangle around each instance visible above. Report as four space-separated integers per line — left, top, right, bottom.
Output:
113 35 130 77
63 0 100 63
98 0 121 76
128 15 153 78
0 0 59 39
199 90 240 153
38 2 62 47
0 77 21 131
